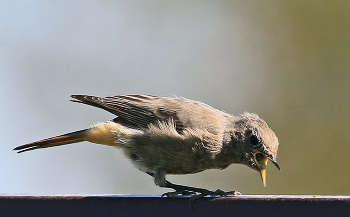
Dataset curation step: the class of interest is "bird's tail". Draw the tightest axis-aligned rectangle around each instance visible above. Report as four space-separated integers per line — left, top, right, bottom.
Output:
13 129 88 153
14 121 142 153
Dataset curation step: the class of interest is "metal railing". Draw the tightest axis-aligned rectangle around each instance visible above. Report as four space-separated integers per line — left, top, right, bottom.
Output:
1 194 349 216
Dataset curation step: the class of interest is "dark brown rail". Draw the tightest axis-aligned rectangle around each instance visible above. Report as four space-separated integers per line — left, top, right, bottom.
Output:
0 194 349 216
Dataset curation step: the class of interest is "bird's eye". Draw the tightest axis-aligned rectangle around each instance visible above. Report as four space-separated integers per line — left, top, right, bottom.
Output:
250 135 259 146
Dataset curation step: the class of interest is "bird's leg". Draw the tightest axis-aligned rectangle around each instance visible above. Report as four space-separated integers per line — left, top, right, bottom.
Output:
148 171 241 203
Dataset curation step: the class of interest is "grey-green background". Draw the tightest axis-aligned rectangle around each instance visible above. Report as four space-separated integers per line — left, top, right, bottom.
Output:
1 1 349 195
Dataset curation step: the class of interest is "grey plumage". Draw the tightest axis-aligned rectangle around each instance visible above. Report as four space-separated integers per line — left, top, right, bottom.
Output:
14 94 280 193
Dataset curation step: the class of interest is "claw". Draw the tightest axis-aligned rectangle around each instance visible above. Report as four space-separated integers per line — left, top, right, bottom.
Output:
213 190 242 196
162 190 198 198
189 194 206 210
188 189 241 210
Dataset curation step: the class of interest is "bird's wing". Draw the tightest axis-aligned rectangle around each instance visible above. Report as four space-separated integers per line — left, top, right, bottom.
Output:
71 95 226 133
70 95 183 130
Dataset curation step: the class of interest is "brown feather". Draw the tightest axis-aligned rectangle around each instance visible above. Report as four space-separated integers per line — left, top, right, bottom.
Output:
13 129 88 153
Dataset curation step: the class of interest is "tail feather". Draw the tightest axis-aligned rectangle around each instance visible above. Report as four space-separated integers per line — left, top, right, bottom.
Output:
13 129 88 153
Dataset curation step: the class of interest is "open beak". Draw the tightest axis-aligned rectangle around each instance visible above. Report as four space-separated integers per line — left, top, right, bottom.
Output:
254 153 281 187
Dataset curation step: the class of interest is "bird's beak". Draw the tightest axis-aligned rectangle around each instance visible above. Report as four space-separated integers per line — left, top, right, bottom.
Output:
254 153 281 187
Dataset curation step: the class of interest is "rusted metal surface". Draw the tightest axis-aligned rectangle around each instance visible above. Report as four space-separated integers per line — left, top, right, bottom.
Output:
0 194 349 216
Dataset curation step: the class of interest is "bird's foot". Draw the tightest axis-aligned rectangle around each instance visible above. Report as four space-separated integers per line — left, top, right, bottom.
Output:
161 190 199 197
187 189 241 210
209 189 242 197
162 188 241 198
162 180 241 210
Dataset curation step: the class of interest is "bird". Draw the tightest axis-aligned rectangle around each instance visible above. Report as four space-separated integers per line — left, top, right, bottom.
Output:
14 94 280 197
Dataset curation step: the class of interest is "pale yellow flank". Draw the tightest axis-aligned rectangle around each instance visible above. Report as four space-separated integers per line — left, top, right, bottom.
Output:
85 121 143 147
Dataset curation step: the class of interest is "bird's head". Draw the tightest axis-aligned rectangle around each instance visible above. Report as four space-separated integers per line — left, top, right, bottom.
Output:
234 112 281 186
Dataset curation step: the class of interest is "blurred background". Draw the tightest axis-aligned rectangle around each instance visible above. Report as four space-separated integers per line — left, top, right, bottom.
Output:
1 1 349 195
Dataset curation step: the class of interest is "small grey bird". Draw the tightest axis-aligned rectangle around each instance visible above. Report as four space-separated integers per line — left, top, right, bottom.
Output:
14 95 280 196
